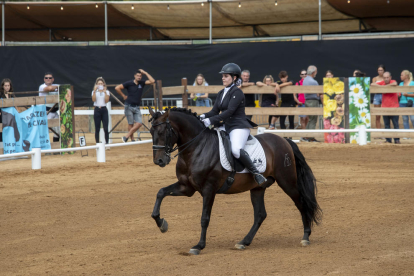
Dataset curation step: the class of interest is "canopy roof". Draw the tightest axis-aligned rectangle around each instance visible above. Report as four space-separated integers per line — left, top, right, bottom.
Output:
0 0 413 42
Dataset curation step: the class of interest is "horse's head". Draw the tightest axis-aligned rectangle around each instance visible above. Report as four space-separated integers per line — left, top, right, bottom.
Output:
149 107 176 167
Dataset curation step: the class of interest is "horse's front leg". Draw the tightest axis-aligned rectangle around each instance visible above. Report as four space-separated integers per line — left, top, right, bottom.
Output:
151 182 195 233
189 188 216 255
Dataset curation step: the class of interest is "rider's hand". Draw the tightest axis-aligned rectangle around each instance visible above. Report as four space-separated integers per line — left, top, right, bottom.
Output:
200 114 206 119
202 118 211 128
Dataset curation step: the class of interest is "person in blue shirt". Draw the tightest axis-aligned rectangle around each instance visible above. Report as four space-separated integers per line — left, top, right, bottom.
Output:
399 70 414 138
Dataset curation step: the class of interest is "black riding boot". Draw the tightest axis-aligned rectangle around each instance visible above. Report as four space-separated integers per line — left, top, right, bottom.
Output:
238 149 267 187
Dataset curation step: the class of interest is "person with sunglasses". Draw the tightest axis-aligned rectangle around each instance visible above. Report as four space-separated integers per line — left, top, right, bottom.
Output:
39 72 60 146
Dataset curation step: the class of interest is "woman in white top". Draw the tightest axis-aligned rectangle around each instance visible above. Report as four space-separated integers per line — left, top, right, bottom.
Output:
92 77 110 144
190 74 210 107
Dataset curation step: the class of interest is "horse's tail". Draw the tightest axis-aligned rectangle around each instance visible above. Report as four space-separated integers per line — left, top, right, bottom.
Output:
286 139 322 227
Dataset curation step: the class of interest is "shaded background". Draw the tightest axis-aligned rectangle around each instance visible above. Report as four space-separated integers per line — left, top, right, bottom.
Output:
1 37 413 106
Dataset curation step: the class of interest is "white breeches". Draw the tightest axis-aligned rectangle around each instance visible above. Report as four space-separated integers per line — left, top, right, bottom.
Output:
229 128 250 158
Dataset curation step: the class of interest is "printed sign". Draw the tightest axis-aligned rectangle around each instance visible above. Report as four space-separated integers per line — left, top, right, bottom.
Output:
2 105 51 154
349 77 371 144
323 77 346 143
59 85 75 154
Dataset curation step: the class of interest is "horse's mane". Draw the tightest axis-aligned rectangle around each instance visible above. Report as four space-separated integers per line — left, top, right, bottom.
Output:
154 107 205 127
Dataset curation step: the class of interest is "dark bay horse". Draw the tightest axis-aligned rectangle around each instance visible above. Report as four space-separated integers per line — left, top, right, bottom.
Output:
148 107 322 255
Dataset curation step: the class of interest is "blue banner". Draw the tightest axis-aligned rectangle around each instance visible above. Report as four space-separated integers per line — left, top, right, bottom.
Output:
2 105 51 154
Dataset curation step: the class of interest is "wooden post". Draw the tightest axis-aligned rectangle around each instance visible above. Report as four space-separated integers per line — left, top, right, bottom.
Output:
344 78 350 143
157 80 163 110
153 83 158 111
182 78 188 108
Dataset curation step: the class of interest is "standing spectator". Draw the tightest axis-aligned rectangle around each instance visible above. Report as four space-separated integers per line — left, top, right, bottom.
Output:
115 69 155 143
372 72 400 144
296 70 308 129
92 77 110 144
240 70 256 120
190 74 210 107
277 71 301 132
325 70 334 78
303 65 321 142
257 75 280 129
399 70 414 139
39 72 60 144
372 65 386 130
0 78 13 142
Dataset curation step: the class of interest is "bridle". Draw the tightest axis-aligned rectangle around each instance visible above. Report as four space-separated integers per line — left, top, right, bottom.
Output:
151 117 208 160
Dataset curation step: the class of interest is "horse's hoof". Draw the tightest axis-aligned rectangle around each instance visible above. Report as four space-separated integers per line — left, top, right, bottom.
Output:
188 248 200 255
159 218 168 233
235 244 246 250
300 240 310 247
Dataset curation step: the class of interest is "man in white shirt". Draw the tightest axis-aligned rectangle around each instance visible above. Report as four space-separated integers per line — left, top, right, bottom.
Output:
39 72 60 144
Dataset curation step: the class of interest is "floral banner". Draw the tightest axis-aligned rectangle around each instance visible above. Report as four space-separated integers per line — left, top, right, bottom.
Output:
59 85 75 154
349 77 371 144
323 78 345 143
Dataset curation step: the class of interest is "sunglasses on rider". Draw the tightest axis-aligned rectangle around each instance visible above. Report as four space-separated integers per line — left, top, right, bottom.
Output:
44 77 53 79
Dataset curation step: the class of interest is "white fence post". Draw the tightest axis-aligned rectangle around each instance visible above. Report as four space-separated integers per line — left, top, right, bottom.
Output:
31 148 41 170
107 101 112 144
257 127 266 135
96 143 106 163
358 125 367 146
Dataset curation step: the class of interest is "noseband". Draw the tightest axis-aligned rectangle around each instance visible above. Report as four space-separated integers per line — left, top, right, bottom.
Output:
151 117 208 160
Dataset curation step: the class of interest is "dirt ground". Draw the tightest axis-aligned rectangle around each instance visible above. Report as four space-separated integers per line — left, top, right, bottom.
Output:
1 136 413 276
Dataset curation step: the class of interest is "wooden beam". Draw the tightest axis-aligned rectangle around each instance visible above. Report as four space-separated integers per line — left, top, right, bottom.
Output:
157 80 163 110
370 86 414 94
182 78 188 108
189 107 323 116
371 107 414 115
0 95 58 108
162 86 185 96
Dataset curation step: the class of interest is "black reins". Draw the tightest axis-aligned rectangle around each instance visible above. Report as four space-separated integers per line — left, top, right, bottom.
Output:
151 118 208 160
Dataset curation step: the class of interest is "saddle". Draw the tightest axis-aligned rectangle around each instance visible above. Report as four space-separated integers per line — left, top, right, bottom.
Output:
217 130 267 194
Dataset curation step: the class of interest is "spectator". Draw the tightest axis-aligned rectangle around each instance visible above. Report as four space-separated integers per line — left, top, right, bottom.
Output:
190 74 210 107
296 70 308 129
372 65 386 130
372 72 400 144
115 69 155 143
277 71 300 132
239 70 256 120
257 75 280 130
92 77 110 145
353 70 366 77
39 72 60 145
325 70 334 78
302 65 321 142
399 70 414 139
0 78 13 142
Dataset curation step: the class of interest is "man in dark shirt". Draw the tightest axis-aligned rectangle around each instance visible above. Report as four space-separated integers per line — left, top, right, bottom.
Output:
239 70 256 120
276 71 301 131
115 69 155 142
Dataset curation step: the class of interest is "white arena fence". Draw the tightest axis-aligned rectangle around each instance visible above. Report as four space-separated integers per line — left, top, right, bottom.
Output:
258 127 414 145
0 140 152 170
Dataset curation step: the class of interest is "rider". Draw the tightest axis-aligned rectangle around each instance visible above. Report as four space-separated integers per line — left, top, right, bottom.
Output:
200 63 267 187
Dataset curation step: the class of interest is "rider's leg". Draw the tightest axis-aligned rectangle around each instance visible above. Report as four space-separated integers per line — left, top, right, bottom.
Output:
230 128 266 186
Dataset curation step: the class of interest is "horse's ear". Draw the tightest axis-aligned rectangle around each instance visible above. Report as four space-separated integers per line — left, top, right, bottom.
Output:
148 106 155 117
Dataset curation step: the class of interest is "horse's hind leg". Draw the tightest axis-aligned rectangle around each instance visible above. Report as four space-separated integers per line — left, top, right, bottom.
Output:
277 180 312 247
235 187 267 250
151 182 195 233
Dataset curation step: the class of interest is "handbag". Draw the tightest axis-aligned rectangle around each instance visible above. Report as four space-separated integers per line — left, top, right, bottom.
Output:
407 99 413 107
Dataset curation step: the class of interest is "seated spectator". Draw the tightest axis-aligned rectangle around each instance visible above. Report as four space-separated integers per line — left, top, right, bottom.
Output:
277 71 301 132
325 70 334 78
92 77 110 145
372 71 400 144
0 78 13 142
190 74 210 107
399 70 414 139
258 75 280 130
239 70 256 120
296 70 308 129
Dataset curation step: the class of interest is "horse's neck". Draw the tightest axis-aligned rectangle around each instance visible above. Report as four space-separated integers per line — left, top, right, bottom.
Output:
172 117 203 146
